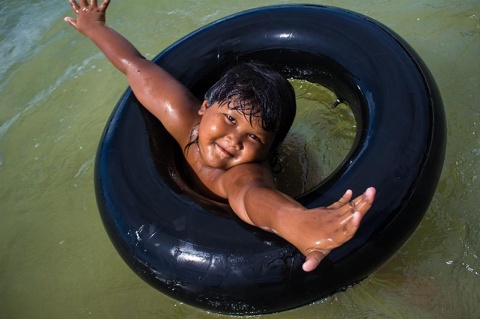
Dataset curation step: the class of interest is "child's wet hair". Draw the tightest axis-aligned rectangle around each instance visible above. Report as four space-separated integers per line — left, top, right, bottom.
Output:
204 61 297 165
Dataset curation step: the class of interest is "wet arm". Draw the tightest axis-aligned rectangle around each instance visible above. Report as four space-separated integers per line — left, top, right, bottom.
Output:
217 164 376 271
217 164 302 233
218 166 326 272
64 0 143 74
64 0 198 142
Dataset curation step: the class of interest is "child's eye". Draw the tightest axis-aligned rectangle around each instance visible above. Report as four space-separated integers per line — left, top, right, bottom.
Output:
225 114 236 124
249 134 261 142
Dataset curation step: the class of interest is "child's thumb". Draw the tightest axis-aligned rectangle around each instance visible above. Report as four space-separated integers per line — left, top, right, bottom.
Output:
302 249 330 272
64 17 78 29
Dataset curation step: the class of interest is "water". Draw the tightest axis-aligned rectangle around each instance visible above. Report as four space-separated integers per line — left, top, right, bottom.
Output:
277 80 356 196
1 0 479 318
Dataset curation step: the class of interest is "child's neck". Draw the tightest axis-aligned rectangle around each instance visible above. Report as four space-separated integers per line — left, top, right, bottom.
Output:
181 154 229 204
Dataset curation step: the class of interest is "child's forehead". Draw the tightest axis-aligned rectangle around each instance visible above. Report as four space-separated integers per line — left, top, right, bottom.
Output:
221 102 260 121
216 102 271 132
222 98 265 120
219 96 257 110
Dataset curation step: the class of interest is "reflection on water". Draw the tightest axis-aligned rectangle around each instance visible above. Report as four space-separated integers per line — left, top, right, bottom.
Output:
1 0 479 318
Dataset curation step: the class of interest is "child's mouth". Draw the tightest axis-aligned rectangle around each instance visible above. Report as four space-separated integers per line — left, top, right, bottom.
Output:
215 143 234 158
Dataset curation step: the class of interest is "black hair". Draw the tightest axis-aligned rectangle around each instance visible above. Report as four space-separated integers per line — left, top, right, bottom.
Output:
203 61 297 168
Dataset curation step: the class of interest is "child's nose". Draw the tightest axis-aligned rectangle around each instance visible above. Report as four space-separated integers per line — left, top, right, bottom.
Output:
226 132 243 149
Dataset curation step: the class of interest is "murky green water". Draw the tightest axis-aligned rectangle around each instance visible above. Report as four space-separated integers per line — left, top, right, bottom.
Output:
1 0 479 318
277 80 355 196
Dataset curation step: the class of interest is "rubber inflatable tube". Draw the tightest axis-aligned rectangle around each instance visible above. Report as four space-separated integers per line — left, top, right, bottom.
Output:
95 5 446 315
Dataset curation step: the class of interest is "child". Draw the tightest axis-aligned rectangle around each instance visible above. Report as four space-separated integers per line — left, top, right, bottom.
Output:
65 0 376 272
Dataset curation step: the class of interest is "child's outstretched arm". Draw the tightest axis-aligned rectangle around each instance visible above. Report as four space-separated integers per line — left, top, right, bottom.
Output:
64 0 200 145
216 163 376 272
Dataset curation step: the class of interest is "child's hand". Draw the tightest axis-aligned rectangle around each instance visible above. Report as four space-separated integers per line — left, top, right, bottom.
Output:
64 0 110 36
285 187 376 272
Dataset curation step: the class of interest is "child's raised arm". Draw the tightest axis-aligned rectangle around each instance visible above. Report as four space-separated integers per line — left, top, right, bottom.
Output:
215 163 376 272
64 0 200 146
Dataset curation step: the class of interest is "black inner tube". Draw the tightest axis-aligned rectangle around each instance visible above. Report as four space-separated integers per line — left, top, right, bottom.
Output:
95 5 446 315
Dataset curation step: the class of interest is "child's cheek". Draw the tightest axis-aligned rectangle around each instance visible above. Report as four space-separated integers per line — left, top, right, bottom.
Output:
209 124 218 133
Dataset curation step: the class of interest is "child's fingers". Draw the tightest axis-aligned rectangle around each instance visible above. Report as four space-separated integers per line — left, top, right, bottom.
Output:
350 187 376 215
69 0 80 13
64 17 78 28
342 211 362 233
79 0 89 8
327 189 352 209
99 0 110 12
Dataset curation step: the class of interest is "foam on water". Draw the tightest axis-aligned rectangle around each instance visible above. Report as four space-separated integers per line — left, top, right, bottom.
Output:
0 1 72 143
0 53 102 140
0 1 68 82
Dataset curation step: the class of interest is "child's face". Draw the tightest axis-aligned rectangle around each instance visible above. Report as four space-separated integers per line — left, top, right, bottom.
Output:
197 100 274 170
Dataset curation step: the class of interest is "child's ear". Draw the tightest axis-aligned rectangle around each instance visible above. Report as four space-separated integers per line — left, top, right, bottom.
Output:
198 100 208 115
